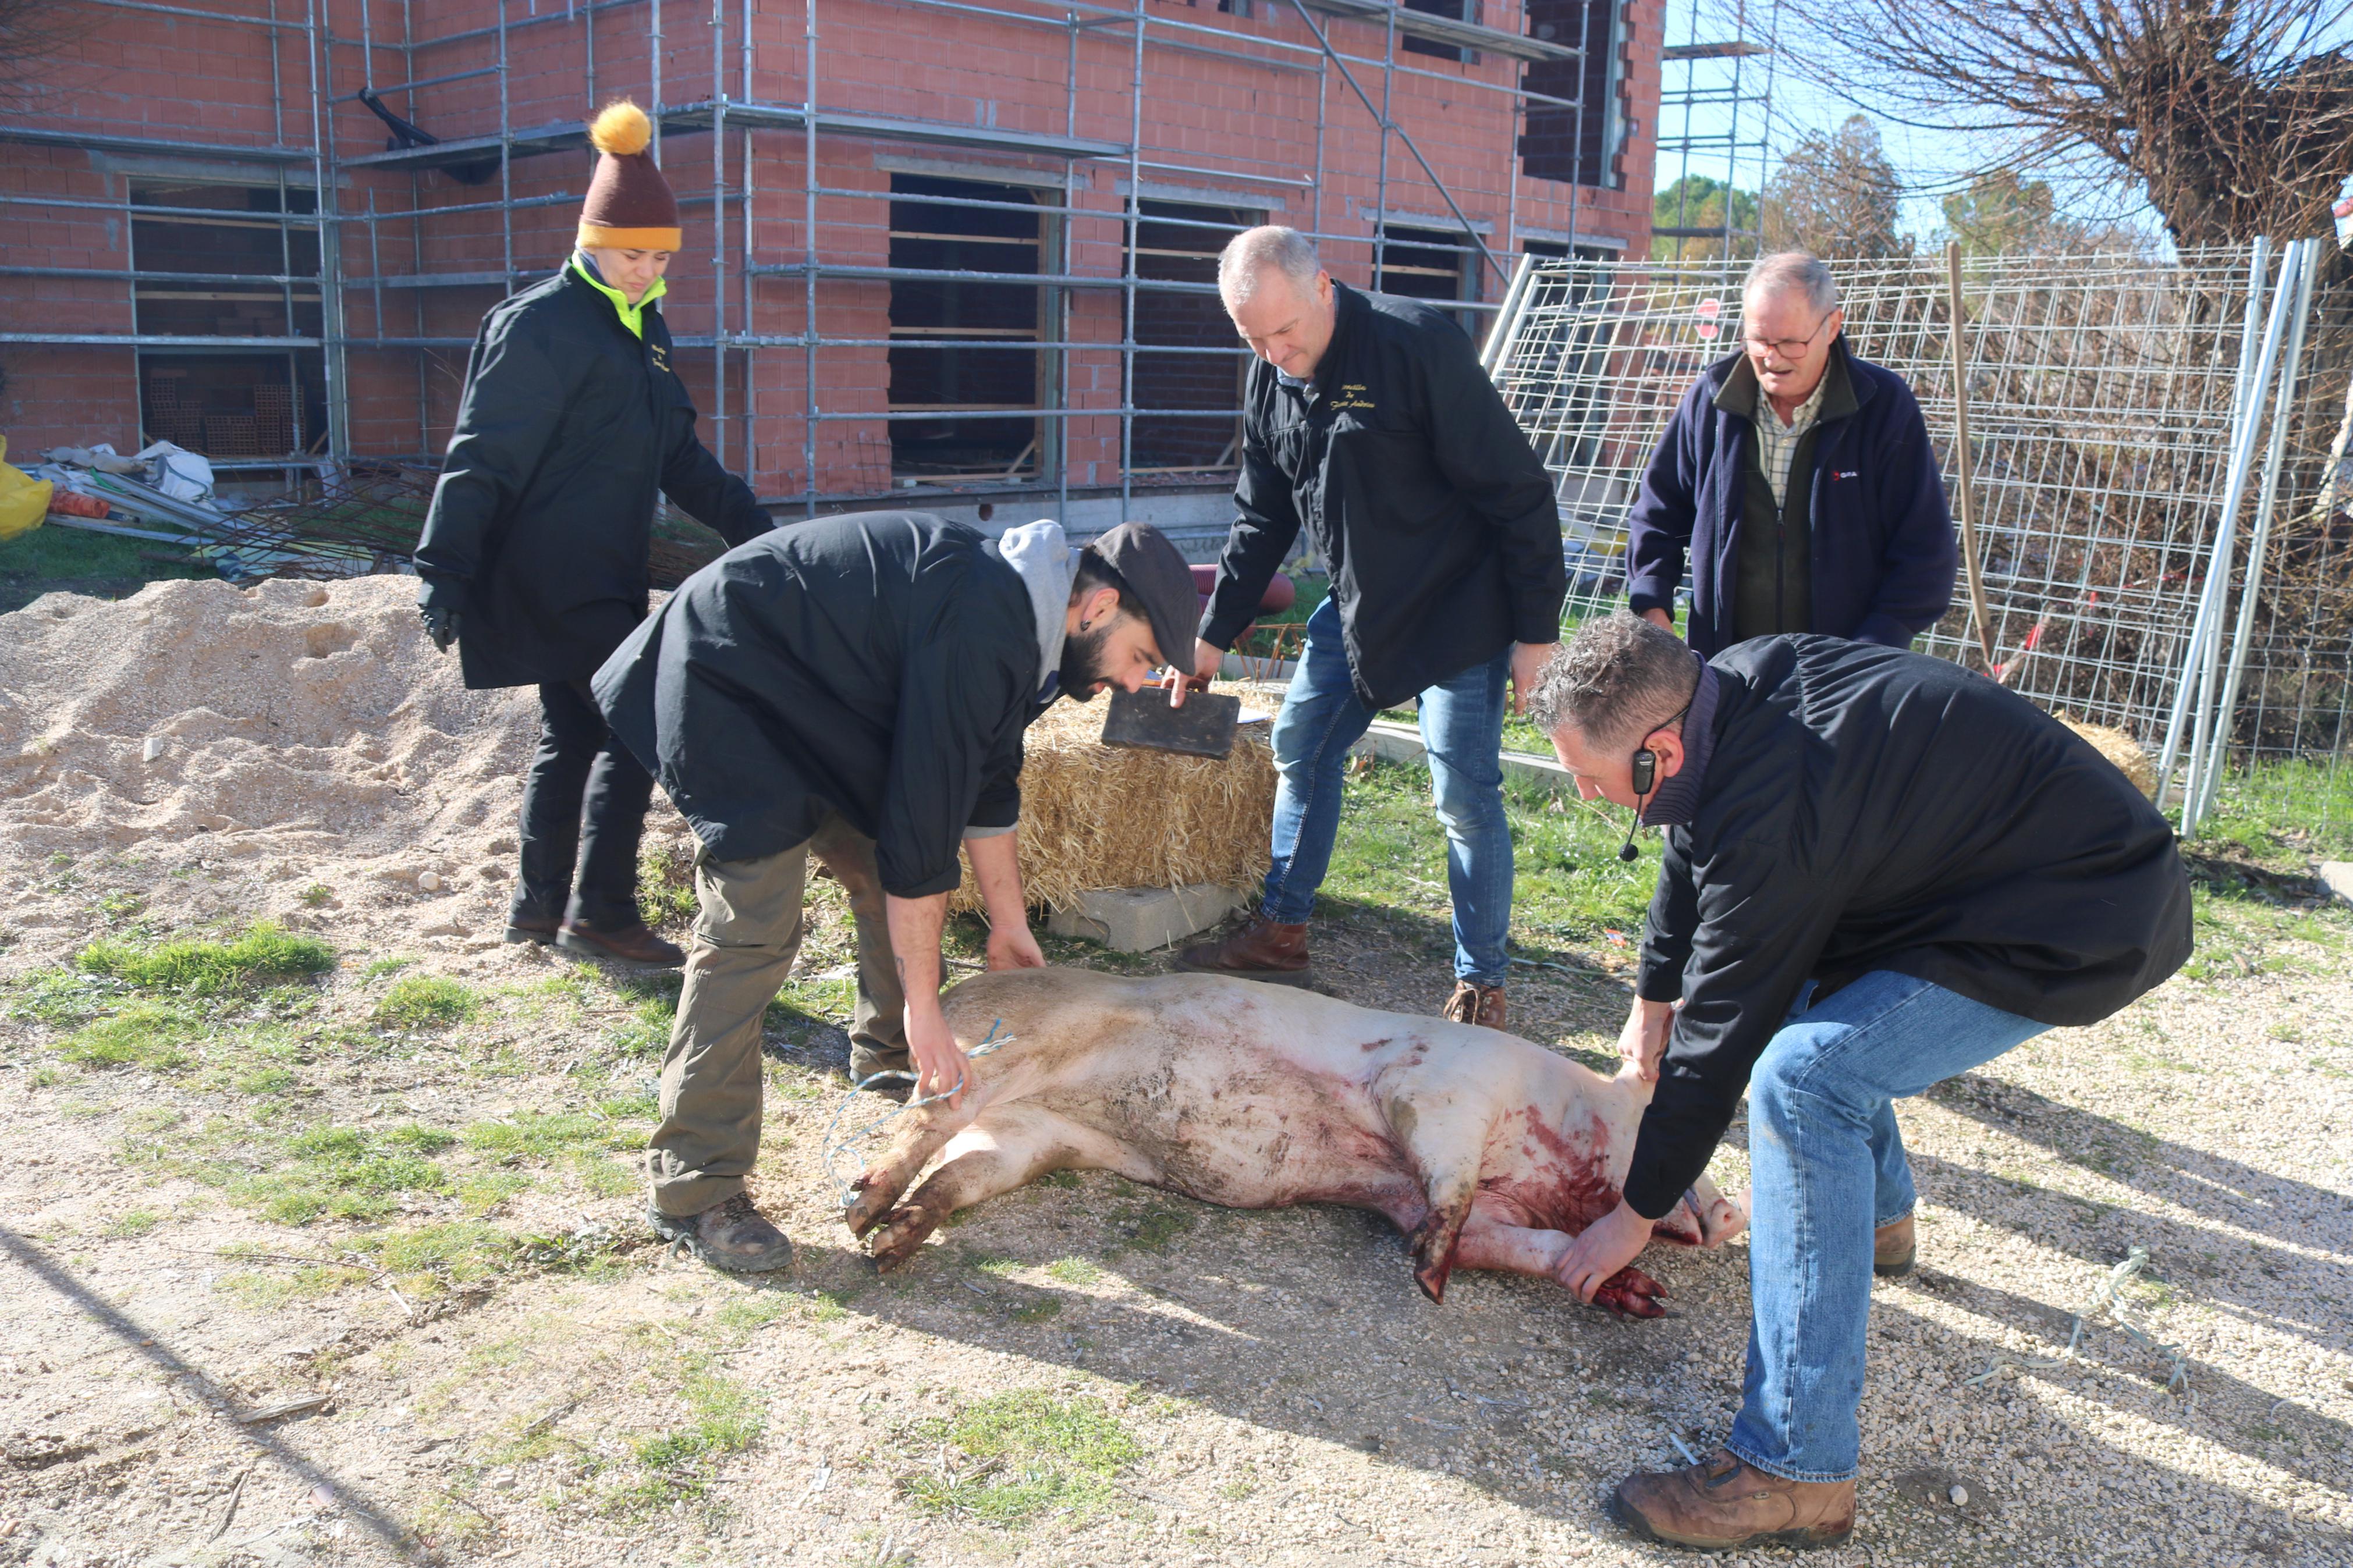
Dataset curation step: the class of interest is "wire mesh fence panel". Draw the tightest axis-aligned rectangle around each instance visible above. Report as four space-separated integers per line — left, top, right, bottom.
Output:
1491 248 2353 783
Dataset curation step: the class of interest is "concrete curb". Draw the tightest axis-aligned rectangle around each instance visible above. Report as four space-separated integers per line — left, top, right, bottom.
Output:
1352 719 1577 794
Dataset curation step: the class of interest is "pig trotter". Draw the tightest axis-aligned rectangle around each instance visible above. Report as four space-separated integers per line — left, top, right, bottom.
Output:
868 1204 943 1270
1591 1265 1669 1321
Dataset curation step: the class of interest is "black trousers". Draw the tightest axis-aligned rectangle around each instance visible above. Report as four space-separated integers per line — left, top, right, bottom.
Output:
514 679 655 929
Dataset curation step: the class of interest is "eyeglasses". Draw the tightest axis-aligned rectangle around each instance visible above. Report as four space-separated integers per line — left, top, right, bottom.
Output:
1741 311 1836 361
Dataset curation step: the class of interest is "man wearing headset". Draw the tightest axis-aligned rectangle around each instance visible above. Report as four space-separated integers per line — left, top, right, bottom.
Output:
1528 611 2191 1553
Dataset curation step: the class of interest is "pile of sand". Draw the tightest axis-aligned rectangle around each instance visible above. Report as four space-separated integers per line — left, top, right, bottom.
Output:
0 575 1279 964
0 575 574 962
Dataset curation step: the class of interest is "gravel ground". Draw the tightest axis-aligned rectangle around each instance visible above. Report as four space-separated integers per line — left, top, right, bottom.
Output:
0 581 2347 1567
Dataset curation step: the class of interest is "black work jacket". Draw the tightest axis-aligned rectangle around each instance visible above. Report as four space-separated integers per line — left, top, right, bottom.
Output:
1199 282 1566 710
1622 637 2194 1218
592 511 1043 899
413 265 772 689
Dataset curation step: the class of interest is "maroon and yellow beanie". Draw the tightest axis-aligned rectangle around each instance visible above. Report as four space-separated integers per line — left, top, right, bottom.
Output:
577 101 681 250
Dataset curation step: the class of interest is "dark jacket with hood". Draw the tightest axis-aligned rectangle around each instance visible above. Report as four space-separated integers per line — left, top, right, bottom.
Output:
1620 635 2194 1219
414 261 773 690
1624 339 1955 658
1199 281 1566 710
593 511 1043 900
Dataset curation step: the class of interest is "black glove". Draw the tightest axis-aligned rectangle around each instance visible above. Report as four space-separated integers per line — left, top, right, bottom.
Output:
420 605 460 653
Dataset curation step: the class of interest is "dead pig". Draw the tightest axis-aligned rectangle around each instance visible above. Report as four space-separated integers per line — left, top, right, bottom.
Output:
844 968 1747 1315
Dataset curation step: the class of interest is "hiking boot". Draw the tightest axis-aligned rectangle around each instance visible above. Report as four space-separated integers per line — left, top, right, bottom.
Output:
850 1044 914 1103
1440 980 1507 1030
558 919 685 969
503 913 561 947
1610 1448 1855 1552
1174 917 1312 987
1875 1214 1917 1278
647 1192 794 1274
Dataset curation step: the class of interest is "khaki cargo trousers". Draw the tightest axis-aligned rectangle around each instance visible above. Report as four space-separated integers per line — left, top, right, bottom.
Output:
647 812 906 1217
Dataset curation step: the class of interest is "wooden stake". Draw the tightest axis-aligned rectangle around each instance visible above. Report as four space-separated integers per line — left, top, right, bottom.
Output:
1945 240 1999 671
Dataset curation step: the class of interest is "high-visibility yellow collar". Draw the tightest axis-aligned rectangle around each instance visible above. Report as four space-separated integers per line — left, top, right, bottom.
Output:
570 251 667 339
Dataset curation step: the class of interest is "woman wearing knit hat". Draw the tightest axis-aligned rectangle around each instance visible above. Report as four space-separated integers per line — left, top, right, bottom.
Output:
413 99 774 969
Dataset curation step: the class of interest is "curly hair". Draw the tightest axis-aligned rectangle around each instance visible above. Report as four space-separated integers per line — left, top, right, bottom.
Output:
1526 611 1699 752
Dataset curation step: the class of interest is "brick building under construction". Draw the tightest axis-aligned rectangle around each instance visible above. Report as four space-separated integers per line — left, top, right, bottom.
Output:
3 0 1663 533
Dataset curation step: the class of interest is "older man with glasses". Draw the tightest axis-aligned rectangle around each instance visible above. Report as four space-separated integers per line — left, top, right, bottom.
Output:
1624 251 1956 656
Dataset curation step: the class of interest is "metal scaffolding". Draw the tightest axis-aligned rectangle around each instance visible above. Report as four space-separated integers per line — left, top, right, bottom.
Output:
1652 0 1777 262
2 0 1615 527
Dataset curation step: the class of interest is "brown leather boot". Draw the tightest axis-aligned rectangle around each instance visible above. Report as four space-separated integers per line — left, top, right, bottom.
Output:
1874 1214 1917 1277
648 1192 793 1274
1174 917 1312 986
558 919 685 969
1610 1448 1855 1552
1440 980 1506 1030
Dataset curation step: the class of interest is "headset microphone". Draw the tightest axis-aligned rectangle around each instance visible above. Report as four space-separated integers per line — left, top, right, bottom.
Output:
1620 744 1660 863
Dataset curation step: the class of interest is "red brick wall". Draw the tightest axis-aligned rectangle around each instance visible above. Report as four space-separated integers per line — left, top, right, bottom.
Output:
3 0 1659 496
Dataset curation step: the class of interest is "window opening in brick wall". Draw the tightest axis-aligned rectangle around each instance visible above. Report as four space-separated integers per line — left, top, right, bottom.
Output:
1128 200 1255 477
129 182 325 461
1401 0 1476 62
1521 0 1626 188
887 174 1044 483
1375 225 1478 334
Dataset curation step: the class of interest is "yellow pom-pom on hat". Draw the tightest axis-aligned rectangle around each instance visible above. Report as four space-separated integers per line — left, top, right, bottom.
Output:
589 99 653 157
579 99 681 251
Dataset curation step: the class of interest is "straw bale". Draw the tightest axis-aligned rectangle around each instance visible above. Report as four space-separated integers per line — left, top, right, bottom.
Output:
2059 716 2158 799
949 685 1276 914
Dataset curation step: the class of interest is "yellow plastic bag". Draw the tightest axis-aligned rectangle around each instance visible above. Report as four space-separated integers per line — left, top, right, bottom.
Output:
0 436 53 542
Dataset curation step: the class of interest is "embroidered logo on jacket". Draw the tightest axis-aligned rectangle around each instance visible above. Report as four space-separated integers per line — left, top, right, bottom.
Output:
1832 470 1859 481
650 342 672 373
1329 382 1376 411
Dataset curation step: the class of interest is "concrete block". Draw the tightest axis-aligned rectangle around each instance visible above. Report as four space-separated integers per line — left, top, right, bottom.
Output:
1046 883 1244 953
2320 862 2353 905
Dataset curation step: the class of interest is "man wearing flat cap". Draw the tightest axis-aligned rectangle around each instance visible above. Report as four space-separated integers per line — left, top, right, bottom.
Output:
594 510 1200 1273
414 98 773 969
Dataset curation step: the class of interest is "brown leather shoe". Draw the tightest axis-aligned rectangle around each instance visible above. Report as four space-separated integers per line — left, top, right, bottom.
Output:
648 1192 794 1274
1440 980 1506 1030
1875 1213 1917 1277
1610 1448 1855 1552
1174 916 1312 986
558 919 685 968
503 913 560 946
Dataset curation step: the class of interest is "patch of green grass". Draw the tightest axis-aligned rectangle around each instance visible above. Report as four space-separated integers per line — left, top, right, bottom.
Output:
105 1208 163 1237
1321 759 1657 945
0 518 206 607
300 884 335 908
455 1172 536 1214
639 844 700 927
2186 757 2353 863
1109 1200 1198 1255
76 922 334 994
56 1001 203 1071
902 1389 1142 1525
463 1111 616 1158
373 975 481 1029
606 1360 765 1515
1044 1257 1105 1287
215 1265 372 1308
357 1221 514 1290
2 969 121 1028
221 1123 451 1225
363 957 414 982
233 1065 300 1096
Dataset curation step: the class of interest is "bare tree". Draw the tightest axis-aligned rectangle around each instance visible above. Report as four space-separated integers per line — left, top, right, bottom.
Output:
1762 114 1910 257
1780 0 2353 247
0 0 84 111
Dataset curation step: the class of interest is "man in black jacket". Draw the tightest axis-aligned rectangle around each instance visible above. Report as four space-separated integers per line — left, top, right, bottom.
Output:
1531 613 2191 1552
1175 227 1566 1027
413 99 772 968
594 511 1199 1273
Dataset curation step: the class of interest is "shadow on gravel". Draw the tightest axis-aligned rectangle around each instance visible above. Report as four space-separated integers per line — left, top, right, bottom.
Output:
0 1225 425 1562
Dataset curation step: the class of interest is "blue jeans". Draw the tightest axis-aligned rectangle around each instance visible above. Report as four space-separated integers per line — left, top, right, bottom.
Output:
1726 970 2047 1482
1260 595 1513 985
